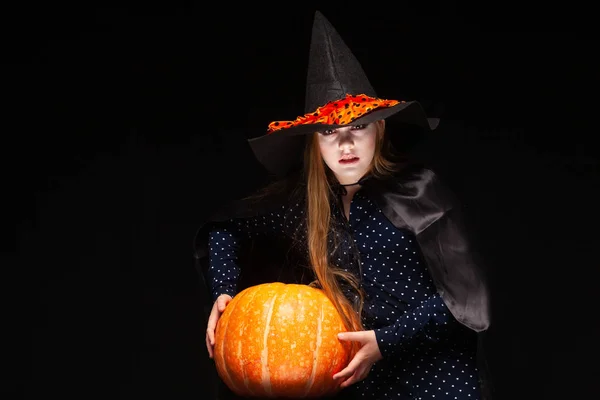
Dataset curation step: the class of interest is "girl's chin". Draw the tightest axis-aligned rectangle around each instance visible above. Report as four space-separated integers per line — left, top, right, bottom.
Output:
334 172 366 185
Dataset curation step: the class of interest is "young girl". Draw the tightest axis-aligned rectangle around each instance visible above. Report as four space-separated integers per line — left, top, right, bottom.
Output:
195 11 492 400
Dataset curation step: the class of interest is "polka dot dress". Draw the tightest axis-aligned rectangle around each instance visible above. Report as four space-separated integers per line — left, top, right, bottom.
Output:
208 189 481 399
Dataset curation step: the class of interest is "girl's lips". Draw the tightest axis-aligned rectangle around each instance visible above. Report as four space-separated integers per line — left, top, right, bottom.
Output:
339 157 359 164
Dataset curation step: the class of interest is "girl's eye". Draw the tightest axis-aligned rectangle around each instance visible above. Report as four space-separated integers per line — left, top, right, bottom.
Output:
351 124 367 130
320 129 336 136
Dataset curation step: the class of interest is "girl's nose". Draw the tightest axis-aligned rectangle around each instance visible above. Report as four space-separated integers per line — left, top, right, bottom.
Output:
338 131 354 149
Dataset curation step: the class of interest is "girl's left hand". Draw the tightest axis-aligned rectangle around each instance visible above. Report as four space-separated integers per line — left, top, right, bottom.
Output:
333 330 383 388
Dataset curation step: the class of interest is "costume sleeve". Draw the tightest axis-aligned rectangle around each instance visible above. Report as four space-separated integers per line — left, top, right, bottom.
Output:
207 223 242 302
207 203 305 302
373 292 453 358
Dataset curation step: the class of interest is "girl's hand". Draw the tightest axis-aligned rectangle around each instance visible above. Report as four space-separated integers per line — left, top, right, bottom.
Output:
333 330 383 388
205 294 232 358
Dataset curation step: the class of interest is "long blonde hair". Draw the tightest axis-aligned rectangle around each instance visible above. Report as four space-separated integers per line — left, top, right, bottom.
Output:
304 121 397 334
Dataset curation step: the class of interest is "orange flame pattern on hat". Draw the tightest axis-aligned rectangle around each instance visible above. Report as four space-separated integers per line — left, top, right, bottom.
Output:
267 94 403 134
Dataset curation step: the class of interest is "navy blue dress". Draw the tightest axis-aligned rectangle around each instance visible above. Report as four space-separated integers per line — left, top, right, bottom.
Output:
208 188 481 400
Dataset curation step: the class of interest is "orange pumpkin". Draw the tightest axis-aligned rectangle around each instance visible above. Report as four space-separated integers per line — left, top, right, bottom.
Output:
214 282 352 398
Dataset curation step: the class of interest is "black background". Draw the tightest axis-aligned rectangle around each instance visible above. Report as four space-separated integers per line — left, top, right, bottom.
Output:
4 2 599 399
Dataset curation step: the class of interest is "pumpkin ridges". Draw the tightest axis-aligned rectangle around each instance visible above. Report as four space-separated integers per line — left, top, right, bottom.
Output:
236 288 261 396
269 284 316 396
302 298 323 397
244 285 277 397
260 290 277 397
306 293 346 397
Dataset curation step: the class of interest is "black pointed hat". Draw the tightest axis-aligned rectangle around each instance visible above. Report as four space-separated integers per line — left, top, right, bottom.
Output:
248 11 439 177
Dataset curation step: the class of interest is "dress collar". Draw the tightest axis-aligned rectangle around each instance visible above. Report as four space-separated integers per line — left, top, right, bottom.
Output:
331 174 373 196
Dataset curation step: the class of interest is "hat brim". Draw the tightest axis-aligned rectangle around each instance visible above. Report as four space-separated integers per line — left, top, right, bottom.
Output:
248 101 439 177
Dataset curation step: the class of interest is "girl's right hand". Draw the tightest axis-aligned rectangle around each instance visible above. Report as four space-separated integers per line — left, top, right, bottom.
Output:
205 294 233 359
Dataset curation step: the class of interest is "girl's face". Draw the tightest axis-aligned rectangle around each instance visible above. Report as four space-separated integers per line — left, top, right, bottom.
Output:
317 120 382 185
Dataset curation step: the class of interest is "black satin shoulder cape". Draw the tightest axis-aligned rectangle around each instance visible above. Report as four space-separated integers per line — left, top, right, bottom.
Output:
193 163 491 333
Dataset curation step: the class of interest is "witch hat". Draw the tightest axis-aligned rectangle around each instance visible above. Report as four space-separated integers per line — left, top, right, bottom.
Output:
248 11 439 177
